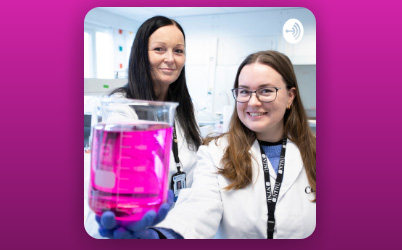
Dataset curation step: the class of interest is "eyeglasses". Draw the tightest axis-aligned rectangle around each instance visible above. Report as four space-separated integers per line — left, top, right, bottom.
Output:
231 87 282 103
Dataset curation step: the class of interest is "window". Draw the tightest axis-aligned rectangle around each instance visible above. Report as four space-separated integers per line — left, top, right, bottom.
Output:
84 32 92 78
84 25 134 79
95 31 114 79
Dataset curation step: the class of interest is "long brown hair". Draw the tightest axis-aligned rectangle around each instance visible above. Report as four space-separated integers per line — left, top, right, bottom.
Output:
205 50 316 201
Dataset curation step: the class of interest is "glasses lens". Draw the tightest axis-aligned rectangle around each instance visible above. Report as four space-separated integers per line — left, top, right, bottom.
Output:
257 88 276 102
233 88 278 103
234 88 250 102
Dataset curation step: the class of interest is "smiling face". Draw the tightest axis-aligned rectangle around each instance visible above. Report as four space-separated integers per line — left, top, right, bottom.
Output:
237 62 295 142
148 25 185 99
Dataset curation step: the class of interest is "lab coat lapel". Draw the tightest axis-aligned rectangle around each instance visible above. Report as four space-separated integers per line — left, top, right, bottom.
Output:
277 139 303 202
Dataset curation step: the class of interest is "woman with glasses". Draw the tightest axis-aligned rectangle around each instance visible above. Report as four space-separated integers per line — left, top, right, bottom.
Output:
97 50 316 239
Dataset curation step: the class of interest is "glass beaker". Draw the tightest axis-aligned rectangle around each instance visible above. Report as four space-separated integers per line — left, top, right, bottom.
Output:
88 97 178 221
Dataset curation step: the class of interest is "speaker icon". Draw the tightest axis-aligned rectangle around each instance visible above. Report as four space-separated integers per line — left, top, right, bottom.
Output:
286 23 301 39
283 19 304 44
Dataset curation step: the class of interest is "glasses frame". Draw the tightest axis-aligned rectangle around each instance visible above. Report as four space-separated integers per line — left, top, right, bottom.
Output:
231 87 282 103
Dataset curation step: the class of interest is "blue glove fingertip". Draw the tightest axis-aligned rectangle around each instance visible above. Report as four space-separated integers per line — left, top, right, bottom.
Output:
141 210 157 226
113 227 132 239
127 210 157 231
159 203 170 214
154 203 170 225
167 190 174 206
101 211 117 229
99 228 114 238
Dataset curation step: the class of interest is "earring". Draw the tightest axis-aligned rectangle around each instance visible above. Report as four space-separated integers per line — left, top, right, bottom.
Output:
287 104 292 110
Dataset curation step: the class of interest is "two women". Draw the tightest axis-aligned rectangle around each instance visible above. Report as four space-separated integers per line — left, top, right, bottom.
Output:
97 49 316 239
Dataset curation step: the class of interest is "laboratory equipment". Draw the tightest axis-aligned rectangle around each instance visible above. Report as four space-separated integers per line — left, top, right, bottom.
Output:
88 97 178 221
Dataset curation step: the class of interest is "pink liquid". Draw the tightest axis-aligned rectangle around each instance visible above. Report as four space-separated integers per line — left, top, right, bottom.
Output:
88 122 172 221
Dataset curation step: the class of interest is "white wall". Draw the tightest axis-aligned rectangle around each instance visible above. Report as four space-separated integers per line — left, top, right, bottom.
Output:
175 8 316 119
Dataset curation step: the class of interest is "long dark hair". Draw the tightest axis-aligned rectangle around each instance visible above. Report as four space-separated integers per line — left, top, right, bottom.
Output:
206 51 316 201
111 16 201 149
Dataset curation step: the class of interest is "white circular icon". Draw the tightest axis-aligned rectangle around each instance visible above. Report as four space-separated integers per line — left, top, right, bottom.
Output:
283 19 304 44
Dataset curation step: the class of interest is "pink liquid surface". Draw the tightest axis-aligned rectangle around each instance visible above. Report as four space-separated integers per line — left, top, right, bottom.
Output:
88 122 172 221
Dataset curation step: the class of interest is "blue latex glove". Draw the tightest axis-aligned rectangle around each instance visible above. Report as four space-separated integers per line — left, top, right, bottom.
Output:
96 190 174 239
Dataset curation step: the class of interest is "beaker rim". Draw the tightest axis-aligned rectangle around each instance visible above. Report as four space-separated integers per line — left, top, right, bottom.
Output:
100 96 179 108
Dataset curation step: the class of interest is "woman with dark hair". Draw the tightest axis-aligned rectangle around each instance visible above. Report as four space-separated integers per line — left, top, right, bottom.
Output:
108 15 201 185
111 15 201 151
85 16 201 238
98 50 316 239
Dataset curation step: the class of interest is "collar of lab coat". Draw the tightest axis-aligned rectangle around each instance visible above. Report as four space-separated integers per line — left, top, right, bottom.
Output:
250 138 304 202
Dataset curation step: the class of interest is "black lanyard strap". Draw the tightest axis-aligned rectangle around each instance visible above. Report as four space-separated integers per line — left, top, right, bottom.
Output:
171 123 187 201
259 137 287 239
172 124 181 173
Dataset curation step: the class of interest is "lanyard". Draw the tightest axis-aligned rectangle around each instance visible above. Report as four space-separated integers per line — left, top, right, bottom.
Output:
171 123 186 201
259 137 287 239
172 123 182 173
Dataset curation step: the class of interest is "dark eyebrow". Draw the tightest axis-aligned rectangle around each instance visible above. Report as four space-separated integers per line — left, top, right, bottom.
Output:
238 85 250 88
150 42 185 47
238 83 274 89
150 42 166 45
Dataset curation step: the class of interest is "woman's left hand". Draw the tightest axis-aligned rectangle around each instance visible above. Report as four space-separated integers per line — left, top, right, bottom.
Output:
96 190 174 239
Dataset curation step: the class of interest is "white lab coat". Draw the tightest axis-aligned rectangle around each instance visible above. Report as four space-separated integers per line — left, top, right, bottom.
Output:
156 136 316 239
84 95 199 238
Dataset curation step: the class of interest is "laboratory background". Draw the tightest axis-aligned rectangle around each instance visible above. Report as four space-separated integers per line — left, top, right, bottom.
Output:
83 7 316 222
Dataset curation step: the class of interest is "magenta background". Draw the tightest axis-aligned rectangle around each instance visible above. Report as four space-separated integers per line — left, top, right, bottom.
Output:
0 0 401 249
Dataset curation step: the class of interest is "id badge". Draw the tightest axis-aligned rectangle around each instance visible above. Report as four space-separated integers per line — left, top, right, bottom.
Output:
171 172 186 202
